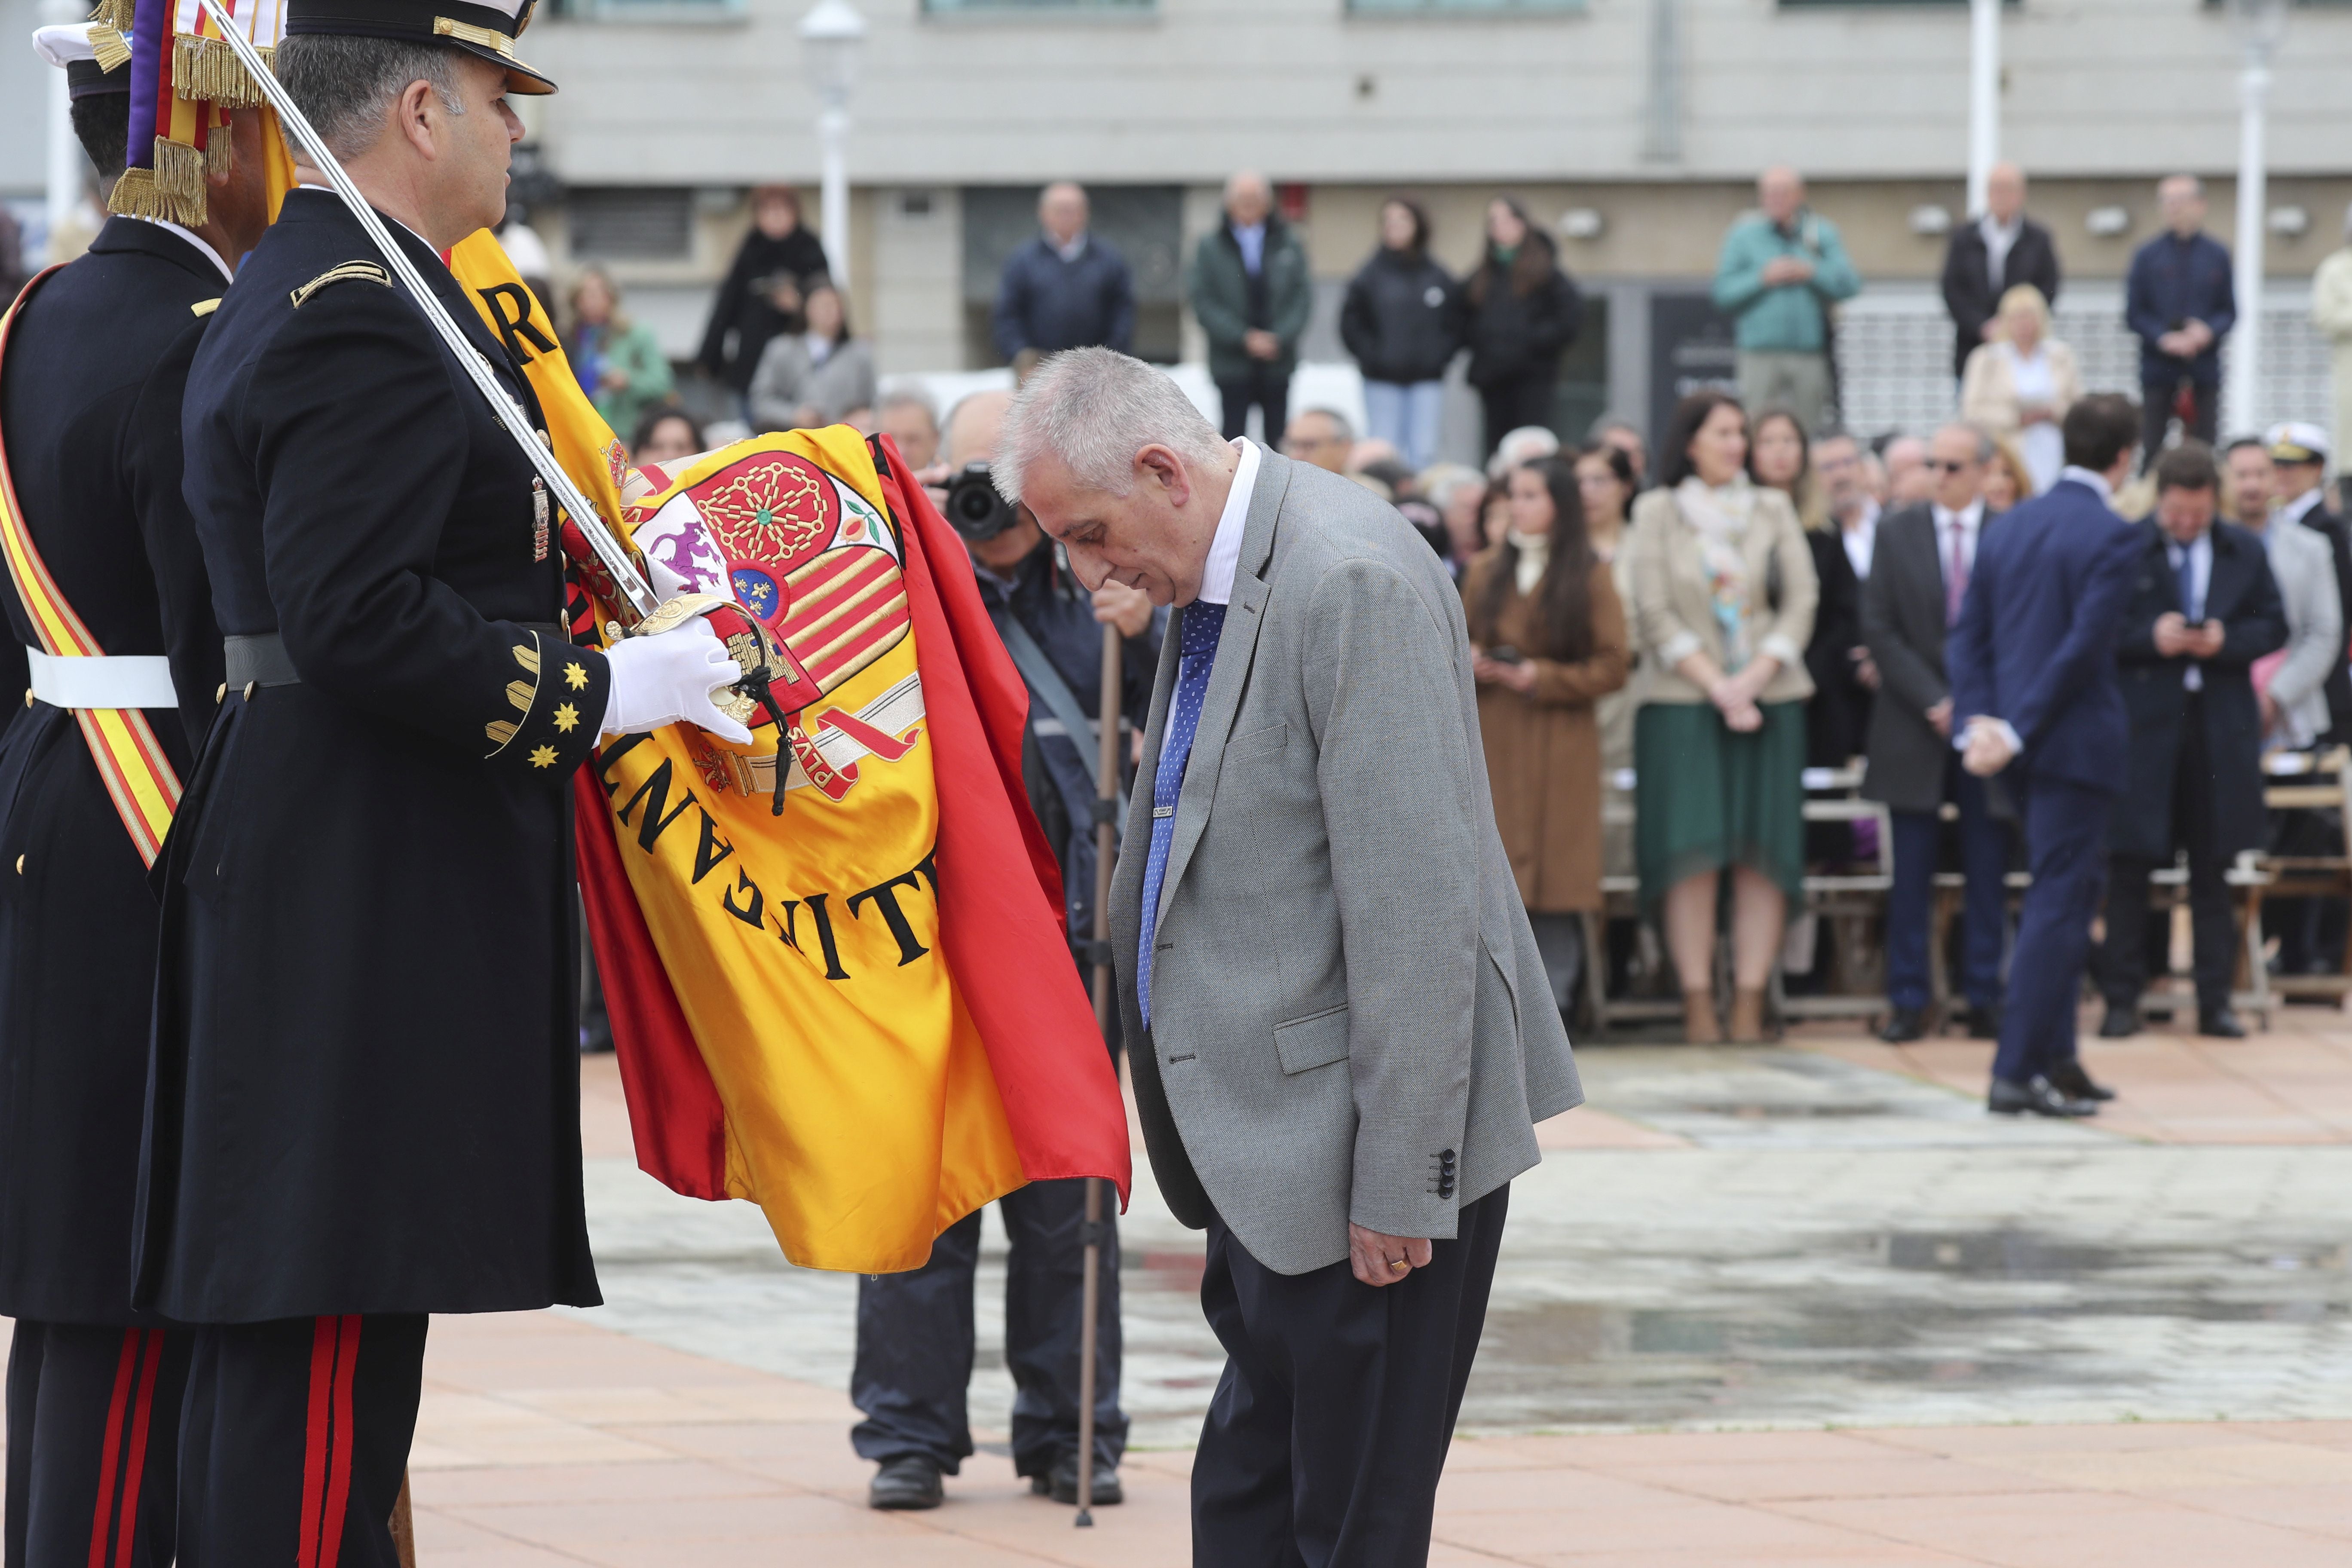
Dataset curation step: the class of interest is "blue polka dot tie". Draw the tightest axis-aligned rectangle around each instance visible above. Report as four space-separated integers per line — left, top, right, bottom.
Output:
1137 600 1226 1029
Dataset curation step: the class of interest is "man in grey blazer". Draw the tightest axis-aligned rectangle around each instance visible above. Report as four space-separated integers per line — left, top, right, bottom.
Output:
995 348 1580 1565
1861 423 2015 1044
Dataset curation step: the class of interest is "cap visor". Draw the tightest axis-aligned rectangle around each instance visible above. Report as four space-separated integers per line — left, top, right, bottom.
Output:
446 35 555 93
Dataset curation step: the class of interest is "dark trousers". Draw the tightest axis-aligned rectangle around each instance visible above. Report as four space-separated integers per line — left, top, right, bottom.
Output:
1886 760 2010 1014
2100 699 2234 1015
1216 366 1291 444
177 1315 427 1568
5 1321 191 1568
1192 1185 1508 1568
1993 772 2113 1085
851 1177 1125 1478
1477 377 1557 458
2141 376 2219 469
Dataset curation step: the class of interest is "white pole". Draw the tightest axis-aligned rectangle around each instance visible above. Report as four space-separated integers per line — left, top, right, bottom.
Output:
2227 48 2270 437
1966 0 2000 217
818 104 849 288
43 0 82 263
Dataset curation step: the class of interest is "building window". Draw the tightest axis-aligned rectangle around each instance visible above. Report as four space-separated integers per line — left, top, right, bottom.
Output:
1348 0 1581 11
567 188 695 261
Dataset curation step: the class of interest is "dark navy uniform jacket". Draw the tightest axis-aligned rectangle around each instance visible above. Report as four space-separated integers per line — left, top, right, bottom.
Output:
138 191 611 1322
0 218 227 1325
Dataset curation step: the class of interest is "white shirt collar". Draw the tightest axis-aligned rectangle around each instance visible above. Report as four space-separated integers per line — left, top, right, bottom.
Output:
2282 485 2325 525
1051 231 1089 264
1932 498 1986 533
134 217 233 283
1197 438 1259 607
2060 465 2116 509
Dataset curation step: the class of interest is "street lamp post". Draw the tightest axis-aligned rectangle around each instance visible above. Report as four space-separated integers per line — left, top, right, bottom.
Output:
1966 0 2000 218
2226 0 2288 436
42 0 84 263
799 0 867 290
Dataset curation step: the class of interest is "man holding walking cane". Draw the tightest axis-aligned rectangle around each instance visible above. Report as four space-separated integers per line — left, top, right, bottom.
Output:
848 389 1158 1513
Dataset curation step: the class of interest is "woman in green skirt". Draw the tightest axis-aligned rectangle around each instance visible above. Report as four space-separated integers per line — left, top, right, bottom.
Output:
1625 391 1818 1042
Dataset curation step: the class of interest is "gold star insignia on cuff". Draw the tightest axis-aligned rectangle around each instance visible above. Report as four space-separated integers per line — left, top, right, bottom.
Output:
563 661 589 691
529 744 559 769
553 702 580 732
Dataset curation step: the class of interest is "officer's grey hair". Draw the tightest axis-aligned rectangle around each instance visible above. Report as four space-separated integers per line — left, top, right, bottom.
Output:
275 34 469 162
993 348 1228 503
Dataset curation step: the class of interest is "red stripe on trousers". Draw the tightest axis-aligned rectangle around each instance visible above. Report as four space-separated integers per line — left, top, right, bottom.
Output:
318 1317 361 1568
111 1332 165 1568
297 1317 337 1568
84 1329 140 1568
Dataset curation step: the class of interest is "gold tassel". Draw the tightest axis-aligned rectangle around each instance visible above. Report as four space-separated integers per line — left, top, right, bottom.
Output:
205 128 233 179
107 139 208 226
85 0 129 32
172 34 272 107
88 22 130 71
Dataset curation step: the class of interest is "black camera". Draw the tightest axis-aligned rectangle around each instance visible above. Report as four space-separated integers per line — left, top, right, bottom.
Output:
943 461 1018 542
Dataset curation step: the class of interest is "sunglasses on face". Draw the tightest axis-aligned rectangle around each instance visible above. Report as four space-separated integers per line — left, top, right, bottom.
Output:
1928 459 1976 475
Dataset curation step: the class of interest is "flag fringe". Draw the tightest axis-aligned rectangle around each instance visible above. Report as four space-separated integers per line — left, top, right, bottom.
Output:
172 33 271 107
105 142 207 227
88 22 130 70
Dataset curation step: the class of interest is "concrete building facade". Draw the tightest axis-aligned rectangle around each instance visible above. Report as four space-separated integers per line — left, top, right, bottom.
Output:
8 0 2351 439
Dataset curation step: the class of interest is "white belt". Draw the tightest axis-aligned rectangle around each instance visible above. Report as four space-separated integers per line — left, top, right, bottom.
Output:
24 647 178 710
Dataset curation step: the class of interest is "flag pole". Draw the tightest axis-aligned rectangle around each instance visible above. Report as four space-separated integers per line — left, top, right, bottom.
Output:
191 0 658 621
1077 619 1122 1528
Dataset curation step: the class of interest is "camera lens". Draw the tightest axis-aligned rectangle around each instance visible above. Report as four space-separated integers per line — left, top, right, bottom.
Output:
944 462 1016 541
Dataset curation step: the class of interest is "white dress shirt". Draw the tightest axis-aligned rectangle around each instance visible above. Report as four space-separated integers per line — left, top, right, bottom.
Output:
137 217 233 283
2166 531 2215 692
2280 485 2326 528
1197 438 1260 606
1841 501 1878 580
2058 465 2117 511
1981 213 2022 298
1930 499 1985 583
1052 232 1089 264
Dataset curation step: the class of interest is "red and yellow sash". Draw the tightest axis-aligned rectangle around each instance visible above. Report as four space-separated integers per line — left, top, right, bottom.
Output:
0 268 184 866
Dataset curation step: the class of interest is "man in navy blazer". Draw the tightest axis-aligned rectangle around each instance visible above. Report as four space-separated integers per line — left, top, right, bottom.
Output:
1947 394 2147 1116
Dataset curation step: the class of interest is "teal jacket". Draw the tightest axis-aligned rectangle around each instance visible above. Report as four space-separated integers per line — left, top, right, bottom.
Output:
1711 211 1861 354
1186 217 1313 383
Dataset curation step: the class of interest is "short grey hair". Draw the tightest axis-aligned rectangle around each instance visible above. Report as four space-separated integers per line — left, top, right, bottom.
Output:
276 34 468 162
1938 421 1997 463
876 386 939 429
994 347 1229 502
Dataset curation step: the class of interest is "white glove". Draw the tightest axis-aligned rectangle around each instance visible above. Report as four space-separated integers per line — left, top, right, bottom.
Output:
600 618 756 744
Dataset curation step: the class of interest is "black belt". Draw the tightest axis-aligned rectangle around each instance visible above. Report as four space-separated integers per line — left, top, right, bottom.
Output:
223 633 300 691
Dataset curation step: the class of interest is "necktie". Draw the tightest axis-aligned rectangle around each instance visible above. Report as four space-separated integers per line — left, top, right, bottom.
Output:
1137 601 1227 1029
1945 518 1969 628
2175 544 2198 621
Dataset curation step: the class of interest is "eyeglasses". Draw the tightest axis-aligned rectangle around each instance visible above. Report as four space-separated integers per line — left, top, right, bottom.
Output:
1928 459 1976 475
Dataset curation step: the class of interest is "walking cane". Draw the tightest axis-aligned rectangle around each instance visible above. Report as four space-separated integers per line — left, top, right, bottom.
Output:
1075 619 1123 1527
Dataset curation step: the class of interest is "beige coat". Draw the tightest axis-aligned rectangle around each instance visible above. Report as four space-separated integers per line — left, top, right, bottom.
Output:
1625 484 1818 706
1464 553 1630 913
1959 336 2082 439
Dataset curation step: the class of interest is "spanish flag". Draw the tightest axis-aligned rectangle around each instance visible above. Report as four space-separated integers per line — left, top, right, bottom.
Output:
446 234 1130 1274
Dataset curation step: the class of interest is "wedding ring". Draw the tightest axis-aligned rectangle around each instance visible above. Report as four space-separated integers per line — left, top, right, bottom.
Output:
1388 1256 1409 1272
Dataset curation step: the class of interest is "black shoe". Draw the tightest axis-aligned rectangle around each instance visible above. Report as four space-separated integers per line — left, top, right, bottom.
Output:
2200 1008 2248 1039
1877 1008 1926 1044
1032 1454 1123 1506
1988 1074 2098 1118
2044 1059 2117 1103
2098 1004 2141 1039
869 1456 944 1511
1966 1004 2002 1041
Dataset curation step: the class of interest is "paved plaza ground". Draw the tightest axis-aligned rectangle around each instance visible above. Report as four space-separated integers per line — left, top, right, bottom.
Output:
24 1004 2352 1563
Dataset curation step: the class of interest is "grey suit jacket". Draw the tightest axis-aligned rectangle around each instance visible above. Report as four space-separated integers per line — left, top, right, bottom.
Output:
1111 448 1581 1277
1861 502 1958 816
2261 517 2342 749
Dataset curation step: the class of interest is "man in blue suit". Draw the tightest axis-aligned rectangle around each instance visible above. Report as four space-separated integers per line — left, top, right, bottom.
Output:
1947 394 2147 1116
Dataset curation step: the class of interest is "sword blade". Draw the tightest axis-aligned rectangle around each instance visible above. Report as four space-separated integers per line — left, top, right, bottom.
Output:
192 0 660 622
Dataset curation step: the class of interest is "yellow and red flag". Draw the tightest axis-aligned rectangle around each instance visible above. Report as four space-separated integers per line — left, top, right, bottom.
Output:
446 235 1129 1273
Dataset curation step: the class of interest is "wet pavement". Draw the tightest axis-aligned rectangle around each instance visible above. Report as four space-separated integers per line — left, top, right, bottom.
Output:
573 1035 2352 1451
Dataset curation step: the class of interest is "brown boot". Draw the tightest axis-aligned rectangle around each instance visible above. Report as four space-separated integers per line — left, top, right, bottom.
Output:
1727 987 1769 1044
1682 989 1722 1044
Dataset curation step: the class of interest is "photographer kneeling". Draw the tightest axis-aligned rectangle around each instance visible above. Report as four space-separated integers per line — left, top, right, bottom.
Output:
853 389 1161 1512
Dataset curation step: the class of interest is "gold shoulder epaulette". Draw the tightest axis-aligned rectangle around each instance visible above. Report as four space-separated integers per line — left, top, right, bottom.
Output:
289 261 392 310
190 297 220 317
